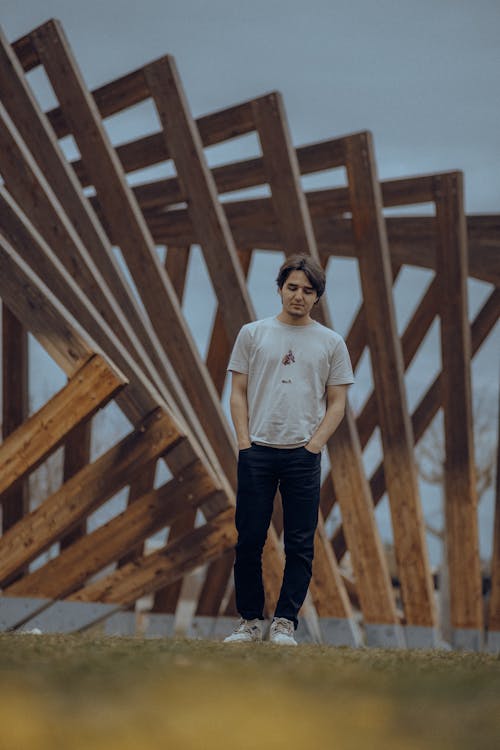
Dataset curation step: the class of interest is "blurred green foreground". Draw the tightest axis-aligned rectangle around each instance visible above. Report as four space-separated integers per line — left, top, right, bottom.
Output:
0 634 499 750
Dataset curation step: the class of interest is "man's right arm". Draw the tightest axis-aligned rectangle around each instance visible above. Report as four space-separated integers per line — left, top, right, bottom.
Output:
229 371 252 450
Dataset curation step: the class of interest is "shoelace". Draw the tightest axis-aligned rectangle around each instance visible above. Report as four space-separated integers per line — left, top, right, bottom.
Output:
272 618 293 636
236 619 257 633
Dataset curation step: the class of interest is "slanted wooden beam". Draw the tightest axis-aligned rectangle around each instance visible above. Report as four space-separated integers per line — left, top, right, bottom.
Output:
488 390 500 637
332 287 500 560
30 20 237 486
70 508 237 606
0 203 236 525
434 172 483 643
6 456 222 599
0 28 180 399
252 92 360 623
1 305 29 532
345 132 436 630
165 246 191 303
206 248 253 395
0 353 123 497
60 421 92 549
151 507 198 613
0 409 183 585
145 55 255 343
356 277 438 449
0 191 162 423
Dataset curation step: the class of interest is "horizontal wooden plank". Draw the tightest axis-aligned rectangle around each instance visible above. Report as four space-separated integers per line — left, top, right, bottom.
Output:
143 204 499 285
0 410 184 585
0 354 125 496
6 459 224 599
71 507 237 605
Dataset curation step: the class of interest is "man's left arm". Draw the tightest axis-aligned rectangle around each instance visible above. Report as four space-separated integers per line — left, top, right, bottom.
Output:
305 384 349 454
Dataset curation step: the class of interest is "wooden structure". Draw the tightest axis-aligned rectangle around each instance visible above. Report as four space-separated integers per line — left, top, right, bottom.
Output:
0 19 498 649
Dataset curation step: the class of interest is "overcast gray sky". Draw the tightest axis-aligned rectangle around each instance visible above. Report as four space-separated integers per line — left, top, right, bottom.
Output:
3 0 500 211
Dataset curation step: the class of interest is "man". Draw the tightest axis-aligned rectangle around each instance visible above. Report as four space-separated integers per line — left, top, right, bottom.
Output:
223 254 354 645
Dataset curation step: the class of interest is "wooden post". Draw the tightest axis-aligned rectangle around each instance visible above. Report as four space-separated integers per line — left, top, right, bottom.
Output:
1 305 29 531
486 387 500 651
345 132 437 645
434 171 484 649
145 56 256 342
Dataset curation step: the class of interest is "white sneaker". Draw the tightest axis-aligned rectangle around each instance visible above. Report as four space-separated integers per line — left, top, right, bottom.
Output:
223 618 263 643
270 617 297 646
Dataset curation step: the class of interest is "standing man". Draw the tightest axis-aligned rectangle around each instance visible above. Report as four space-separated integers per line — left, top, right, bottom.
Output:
224 255 354 645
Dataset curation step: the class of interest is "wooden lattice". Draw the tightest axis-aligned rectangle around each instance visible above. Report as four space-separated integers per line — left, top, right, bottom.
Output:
0 19 498 649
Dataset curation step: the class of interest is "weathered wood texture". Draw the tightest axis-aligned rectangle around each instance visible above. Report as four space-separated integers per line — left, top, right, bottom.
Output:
0 26 172 399
143 202 498 286
0 409 182 585
1 305 29 532
70 508 237 605
28 20 238 489
433 172 483 632
488 390 500 633
345 132 436 628
6 459 219 599
252 95 396 624
145 56 255 342
0 354 123 496
332 288 500 561
60 420 92 549
1 20 497 643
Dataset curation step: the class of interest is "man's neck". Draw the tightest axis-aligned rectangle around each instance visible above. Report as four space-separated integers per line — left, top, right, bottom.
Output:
277 312 314 327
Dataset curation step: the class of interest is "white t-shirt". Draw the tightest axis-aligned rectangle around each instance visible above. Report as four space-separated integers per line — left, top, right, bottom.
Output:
227 316 354 447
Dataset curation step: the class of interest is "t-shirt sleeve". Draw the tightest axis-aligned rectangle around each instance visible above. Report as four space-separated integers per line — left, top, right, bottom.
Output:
227 325 251 374
327 337 355 385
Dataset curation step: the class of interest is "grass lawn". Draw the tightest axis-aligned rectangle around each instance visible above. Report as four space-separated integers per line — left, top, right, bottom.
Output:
0 633 499 749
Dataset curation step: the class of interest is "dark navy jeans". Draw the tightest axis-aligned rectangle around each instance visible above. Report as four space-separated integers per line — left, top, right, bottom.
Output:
234 443 321 629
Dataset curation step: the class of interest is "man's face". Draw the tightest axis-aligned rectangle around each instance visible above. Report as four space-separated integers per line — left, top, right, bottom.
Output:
278 270 318 320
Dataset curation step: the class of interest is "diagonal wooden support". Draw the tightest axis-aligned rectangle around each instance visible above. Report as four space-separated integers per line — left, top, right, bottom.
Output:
29 20 237 487
0 409 183 585
206 248 253 395
356 276 438 449
487 388 500 647
60 420 92 550
0 353 124 497
332 288 500 561
434 171 483 648
0 28 176 402
1 305 29 532
0 191 164 424
6 454 225 600
70 508 237 606
0 101 169 412
344 132 436 633
122 245 191 573
0 229 237 612
144 55 256 344
150 507 199 615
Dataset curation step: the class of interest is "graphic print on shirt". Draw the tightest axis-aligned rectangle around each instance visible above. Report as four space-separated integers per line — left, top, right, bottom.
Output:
282 349 295 366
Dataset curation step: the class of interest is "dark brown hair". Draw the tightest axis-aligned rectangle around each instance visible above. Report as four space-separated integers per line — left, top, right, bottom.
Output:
276 254 326 300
